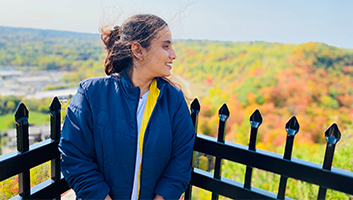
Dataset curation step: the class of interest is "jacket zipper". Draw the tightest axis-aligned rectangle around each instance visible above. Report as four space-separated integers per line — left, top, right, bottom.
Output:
138 94 161 198
131 93 140 199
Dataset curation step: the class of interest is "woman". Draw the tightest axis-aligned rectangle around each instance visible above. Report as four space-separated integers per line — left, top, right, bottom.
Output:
59 14 195 200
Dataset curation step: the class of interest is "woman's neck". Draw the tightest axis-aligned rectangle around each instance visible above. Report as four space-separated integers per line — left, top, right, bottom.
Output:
129 70 153 98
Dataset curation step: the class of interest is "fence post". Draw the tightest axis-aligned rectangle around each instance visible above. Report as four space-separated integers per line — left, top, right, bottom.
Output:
317 123 341 200
277 116 299 199
211 103 229 200
185 98 200 200
50 97 62 200
244 109 262 189
15 102 31 198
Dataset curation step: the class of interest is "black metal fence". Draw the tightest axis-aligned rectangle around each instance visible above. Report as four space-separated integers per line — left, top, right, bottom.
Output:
0 97 69 199
0 97 353 199
185 98 353 200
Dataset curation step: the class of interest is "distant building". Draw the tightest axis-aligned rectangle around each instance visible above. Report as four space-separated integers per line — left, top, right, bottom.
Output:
0 67 76 99
26 88 77 100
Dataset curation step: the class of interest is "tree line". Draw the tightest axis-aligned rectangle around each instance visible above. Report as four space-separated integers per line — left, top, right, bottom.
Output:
1 26 353 149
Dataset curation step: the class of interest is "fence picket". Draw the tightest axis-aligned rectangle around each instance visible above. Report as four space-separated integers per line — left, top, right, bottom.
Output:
212 103 230 200
317 123 341 200
15 102 31 198
277 116 300 199
244 109 262 189
50 97 62 200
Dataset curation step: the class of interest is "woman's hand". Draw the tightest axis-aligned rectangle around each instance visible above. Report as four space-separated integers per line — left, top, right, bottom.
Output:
154 194 165 200
105 194 112 200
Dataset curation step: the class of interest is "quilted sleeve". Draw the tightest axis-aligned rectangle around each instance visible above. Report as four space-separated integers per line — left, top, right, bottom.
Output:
58 82 110 199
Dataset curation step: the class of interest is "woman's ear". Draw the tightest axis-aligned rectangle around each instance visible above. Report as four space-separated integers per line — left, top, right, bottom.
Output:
131 42 144 60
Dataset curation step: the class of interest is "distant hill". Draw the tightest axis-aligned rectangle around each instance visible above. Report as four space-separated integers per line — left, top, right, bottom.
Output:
1 26 353 148
0 26 99 43
0 26 103 72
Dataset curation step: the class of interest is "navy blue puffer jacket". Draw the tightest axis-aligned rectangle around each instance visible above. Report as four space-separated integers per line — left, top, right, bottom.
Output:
59 75 195 199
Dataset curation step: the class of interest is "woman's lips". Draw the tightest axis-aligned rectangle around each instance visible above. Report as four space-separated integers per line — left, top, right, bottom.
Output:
166 63 172 69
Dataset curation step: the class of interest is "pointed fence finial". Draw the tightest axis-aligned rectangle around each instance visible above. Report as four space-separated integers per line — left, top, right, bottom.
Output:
49 97 61 115
285 116 300 136
218 103 230 122
191 98 200 114
190 98 201 132
15 103 29 125
250 109 262 128
325 123 341 145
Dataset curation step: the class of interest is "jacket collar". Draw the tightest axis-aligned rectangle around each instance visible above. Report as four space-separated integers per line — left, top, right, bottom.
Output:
112 75 167 101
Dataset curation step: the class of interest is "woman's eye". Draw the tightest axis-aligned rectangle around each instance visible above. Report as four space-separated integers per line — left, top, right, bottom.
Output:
163 45 169 49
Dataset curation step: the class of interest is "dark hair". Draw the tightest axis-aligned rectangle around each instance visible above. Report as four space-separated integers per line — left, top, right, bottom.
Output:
100 14 167 76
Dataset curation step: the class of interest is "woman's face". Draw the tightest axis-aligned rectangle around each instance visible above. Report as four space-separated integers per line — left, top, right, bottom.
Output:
141 26 177 79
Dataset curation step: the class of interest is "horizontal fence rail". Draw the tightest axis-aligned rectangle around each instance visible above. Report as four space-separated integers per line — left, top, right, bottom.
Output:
1 96 353 200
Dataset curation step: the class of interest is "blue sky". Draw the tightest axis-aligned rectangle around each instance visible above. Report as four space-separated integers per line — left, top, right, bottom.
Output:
1 0 352 48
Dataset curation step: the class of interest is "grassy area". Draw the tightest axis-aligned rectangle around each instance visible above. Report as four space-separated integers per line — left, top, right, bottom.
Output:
0 113 16 132
28 112 50 126
0 112 50 132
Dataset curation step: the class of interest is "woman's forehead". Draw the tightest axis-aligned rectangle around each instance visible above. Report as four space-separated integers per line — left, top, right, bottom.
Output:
155 27 172 42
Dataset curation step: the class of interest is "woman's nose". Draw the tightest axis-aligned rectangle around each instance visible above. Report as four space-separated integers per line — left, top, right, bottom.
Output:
170 48 177 60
